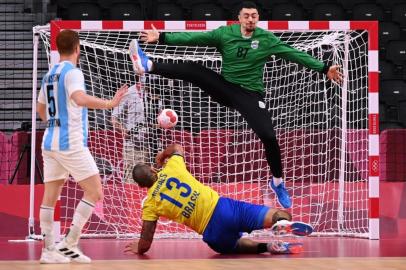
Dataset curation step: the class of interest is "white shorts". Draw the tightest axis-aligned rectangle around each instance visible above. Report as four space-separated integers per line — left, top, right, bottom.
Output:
42 148 99 183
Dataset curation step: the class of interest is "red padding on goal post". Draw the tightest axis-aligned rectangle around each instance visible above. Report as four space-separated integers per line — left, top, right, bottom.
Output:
144 21 165 30
227 21 239 26
309 21 329 30
268 21 288 30
369 198 379 218
369 72 379 93
102 21 123 29
350 21 378 50
50 21 81 50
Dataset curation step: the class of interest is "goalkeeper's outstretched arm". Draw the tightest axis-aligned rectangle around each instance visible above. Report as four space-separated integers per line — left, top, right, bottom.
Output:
268 33 343 84
140 24 221 47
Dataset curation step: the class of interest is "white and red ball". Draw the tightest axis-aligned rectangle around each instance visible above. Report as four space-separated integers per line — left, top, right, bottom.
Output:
157 109 178 129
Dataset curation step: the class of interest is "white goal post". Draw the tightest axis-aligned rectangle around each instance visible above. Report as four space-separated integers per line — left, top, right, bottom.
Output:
31 20 379 240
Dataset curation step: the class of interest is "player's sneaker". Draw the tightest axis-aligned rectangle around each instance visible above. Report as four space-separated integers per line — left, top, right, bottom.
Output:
128 39 150 74
40 248 71 264
267 240 303 254
268 177 292 208
271 220 313 237
55 239 91 263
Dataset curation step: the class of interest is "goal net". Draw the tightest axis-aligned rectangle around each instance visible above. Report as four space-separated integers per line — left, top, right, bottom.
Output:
33 21 377 239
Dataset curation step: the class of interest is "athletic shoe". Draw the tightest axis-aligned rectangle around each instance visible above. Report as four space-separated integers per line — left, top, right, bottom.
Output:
267 240 303 254
268 177 292 208
40 248 71 264
128 39 150 74
271 220 313 237
55 239 91 263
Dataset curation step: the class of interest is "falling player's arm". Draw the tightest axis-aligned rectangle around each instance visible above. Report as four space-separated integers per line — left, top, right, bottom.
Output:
138 220 157 254
155 144 184 168
126 196 159 255
124 220 157 255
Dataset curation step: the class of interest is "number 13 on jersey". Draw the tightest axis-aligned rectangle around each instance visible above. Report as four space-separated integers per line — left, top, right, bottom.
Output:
159 177 200 218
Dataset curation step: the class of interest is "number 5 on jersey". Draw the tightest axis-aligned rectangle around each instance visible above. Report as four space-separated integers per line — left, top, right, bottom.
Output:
46 84 56 117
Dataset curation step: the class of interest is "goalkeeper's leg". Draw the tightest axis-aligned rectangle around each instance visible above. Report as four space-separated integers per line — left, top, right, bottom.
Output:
151 62 291 207
233 92 292 208
130 56 292 207
150 62 238 107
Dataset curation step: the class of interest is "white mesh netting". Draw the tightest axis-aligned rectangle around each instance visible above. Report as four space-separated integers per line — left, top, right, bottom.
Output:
34 25 369 238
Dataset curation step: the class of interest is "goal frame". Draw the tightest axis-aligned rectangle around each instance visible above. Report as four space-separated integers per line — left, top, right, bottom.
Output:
30 20 379 240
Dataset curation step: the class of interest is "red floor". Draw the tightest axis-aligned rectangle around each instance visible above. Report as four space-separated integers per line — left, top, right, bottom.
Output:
1 237 405 261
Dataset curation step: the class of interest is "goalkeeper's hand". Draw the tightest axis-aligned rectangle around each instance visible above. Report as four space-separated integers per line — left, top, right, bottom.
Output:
140 24 159 43
327 65 343 84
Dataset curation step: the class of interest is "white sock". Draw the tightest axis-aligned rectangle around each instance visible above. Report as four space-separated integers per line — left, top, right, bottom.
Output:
267 240 284 253
147 60 153 71
65 199 94 246
40 205 55 250
273 177 283 186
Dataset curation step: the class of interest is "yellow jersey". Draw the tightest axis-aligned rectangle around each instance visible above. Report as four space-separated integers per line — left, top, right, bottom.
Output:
142 155 220 234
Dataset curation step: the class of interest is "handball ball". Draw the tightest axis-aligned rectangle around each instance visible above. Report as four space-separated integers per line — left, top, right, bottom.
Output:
157 109 178 129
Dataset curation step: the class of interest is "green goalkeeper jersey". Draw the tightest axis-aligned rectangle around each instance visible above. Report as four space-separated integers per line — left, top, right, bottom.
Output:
162 24 327 93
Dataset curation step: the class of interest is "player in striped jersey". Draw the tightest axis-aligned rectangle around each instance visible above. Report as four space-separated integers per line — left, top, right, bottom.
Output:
37 29 128 264
125 144 313 255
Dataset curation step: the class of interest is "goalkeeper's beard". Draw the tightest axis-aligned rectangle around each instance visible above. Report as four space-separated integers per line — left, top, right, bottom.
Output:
246 24 255 33
242 24 255 35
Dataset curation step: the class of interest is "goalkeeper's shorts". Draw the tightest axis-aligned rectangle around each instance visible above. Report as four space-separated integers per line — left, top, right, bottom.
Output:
202 197 269 254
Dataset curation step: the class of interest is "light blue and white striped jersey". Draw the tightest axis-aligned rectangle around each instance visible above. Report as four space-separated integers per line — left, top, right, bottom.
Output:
38 61 88 151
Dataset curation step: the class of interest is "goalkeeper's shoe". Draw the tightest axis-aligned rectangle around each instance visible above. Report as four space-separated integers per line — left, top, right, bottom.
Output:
267 240 304 254
40 248 71 264
271 220 313 237
129 39 150 74
269 177 292 208
55 239 91 263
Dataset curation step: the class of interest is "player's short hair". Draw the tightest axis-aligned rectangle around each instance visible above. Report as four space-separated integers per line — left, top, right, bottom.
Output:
238 1 258 12
132 163 155 188
56 29 80 55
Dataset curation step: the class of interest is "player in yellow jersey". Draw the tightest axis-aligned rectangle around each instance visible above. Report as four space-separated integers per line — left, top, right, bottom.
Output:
125 144 313 255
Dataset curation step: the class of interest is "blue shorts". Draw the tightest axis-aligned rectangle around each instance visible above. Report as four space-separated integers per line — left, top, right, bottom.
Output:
202 197 269 254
